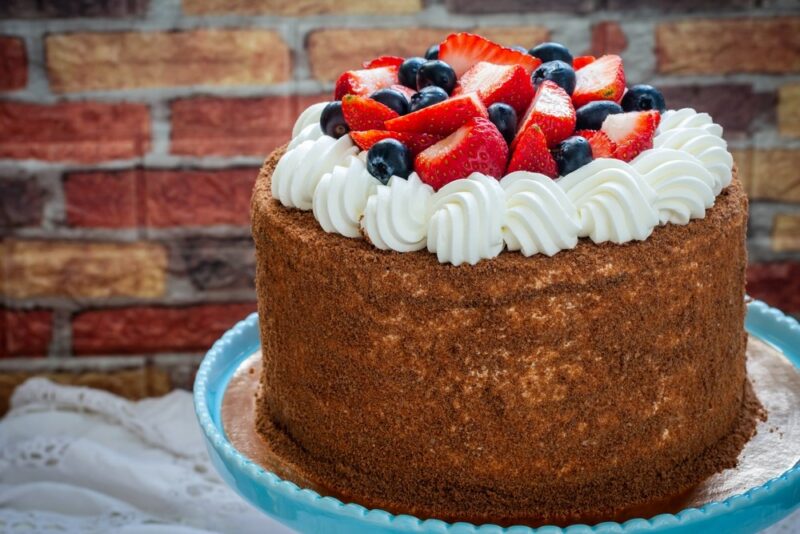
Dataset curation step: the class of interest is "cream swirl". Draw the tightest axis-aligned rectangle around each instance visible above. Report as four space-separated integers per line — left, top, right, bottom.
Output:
427 173 506 266
501 171 581 256
313 156 380 238
658 108 723 137
272 135 359 210
361 173 433 252
631 149 716 225
291 101 328 138
557 159 659 244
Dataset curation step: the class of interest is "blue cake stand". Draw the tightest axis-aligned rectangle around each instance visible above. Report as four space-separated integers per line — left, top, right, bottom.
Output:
194 300 800 534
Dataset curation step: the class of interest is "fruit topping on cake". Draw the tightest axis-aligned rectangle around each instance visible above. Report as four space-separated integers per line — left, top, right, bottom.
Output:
452 62 534 116
366 138 413 184
575 129 615 158
515 80 576 148
335 60 400 100
621 84 667 113
384 93 487 135
571 54 626 108
342 95 399 131
507 124 557 177
553 135 593 175
350 130 442 154
439 32 541 76
601 110 661 162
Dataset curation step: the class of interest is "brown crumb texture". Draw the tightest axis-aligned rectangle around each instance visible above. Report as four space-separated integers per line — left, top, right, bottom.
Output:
250 145 756 525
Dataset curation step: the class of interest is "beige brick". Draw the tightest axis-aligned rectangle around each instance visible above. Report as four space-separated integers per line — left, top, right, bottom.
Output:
778 84 800 138
1 240 167 299
747 150 800 202
476 26 550 49
183 0 421 15
730 149 753 196
46 30 290 93
772 214 800 253
656 18 800 75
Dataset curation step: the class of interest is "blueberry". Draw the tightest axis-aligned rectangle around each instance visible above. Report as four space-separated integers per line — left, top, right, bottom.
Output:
621 84 666 113
510 45 529 54
367 139 412 185
409 85 449 112
371 88 410 115
575 101 623 130
425 44 439 60
399 57 426 89
532 60 576 95
487 103 517 144
320 101 349 139
554 136 593 176
416 60 457 94
529 42 573 64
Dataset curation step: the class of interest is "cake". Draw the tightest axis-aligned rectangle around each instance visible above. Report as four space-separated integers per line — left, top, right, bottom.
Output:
250 34 759 525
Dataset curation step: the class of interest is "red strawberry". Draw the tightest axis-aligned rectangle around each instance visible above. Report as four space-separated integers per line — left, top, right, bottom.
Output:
576 129 615 158
350 130 443 155
334 66 399 100
507 124 557 178
573 55 596 70
571 54 626 108
600 110 661 162
452 61 534 116
390 84 417 101
342 95 399 131
439 32 541 77
363 56 405 69
385 93 488 136
415 117 508 190
515 80 576 149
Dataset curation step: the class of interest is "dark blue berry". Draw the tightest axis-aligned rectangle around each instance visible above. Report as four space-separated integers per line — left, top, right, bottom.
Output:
575 101 623 130
367 139 412 185
425 44 439 60
409 85 448 112
621 84 666 113
319 101 349 139
529 42 573 64
487 103 517 144
532 60 576 95
416 60 457 94
371 88 410 115
399 57 425 89
554 136 593 176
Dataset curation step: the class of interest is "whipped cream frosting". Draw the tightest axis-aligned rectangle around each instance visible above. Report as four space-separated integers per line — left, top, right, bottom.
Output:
272 105 733 265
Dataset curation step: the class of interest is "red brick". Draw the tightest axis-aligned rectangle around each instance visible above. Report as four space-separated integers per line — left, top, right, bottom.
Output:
747 262 800 314
445 0 595 13
591 21 627 56
65 171 139 228
72 303 257 355
0 36 27 91
1 309 52 358
0 101 150 162
0 177 47 228
0 0 148 18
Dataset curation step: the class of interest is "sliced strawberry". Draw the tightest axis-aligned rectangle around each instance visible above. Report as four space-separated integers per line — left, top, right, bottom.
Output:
390 84 417 101
573 55 596 70
572 54 626 108
515 80 576 149
342 95 399 131
385 93 488 136
439 32 541 77
415 117 508 190
600 110 661 162
452 61 534 116
363 56 405 69
576 129 615 158
507 124 557 178
350 130 443 155
334 66 399 100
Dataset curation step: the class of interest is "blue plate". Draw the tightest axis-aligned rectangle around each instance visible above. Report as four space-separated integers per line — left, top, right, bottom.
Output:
194 300 800 534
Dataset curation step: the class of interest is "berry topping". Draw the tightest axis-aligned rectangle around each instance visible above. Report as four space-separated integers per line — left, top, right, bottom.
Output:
390 84 417 101
621 84 667 113
528 42 573 65
398 57 426 89
487 103 518 144
532 60 576 95
367 139 413 184
350 130 443 155
371 88 410 115
385 93 488 136
571 54 626 108
439 32 541 77
575 129 615 158
363 56 405 69
575 100 623 130
601 110 661 162
416 60 457 94
319 101 349 138
453 61 534 116
507 124 557 178
572 55 596 70
415 116 508 190
553 135 593 175
516 80 576 149
425 44 439 60
409 86 449 112
342 94 399 131
335 65 399 100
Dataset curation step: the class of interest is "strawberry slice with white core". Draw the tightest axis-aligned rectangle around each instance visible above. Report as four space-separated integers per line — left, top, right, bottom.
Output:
571 54 626 108
439 32 542 77
515 80 576 149
452 61 535 116
601 110 661 162
384 93 488 136
575 129 615 158
350 130 443 155
507 124 557 178
363 56 405 69
335 66 399 100
342 95 399 131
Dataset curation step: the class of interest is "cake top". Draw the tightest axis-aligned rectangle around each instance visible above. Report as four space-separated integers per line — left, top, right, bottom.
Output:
270 32 734 265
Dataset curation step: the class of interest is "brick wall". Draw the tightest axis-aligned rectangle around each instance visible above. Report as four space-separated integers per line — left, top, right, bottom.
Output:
1 0 799 388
